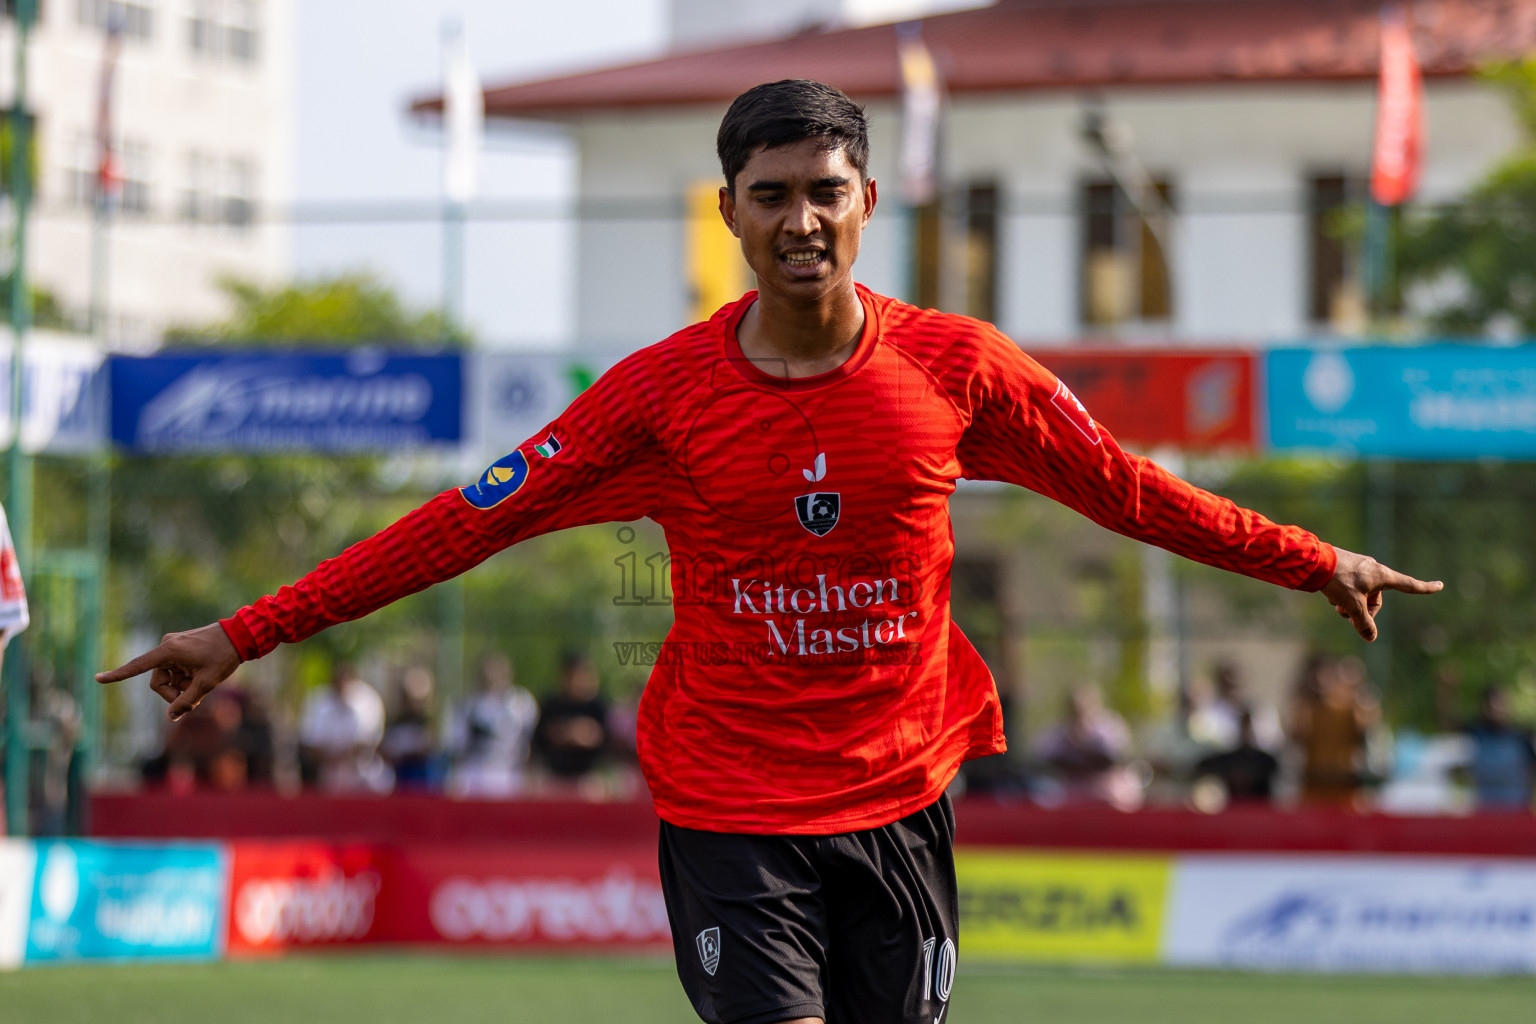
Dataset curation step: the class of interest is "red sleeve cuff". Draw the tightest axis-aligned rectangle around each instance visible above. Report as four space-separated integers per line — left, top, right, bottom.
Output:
1298 542 1338 592
218 613 259 662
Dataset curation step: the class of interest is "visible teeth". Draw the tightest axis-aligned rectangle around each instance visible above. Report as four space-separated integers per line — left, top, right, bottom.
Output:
784 252 823 266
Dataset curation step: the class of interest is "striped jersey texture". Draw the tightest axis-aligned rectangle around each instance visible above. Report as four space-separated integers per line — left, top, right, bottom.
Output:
221 286 1336 833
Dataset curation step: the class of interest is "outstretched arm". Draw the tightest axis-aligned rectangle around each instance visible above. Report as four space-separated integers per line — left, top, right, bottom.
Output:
95 623 241 722
1321 546 1442 642
98 351 669 721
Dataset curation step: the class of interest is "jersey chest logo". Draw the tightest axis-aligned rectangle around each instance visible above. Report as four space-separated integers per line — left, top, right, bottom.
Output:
795 492 840 536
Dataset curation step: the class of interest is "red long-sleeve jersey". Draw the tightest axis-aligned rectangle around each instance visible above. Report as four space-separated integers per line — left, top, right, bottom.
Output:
220 286 1335 833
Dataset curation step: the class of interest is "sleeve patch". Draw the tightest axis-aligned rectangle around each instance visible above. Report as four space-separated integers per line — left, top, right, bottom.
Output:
460 450 531 509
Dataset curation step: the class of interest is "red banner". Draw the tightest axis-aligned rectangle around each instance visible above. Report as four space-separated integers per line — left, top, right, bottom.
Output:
226 842 387 955
225 841 671 955
1371 8 1422 206
1037 350 1256 451
380 843 670 949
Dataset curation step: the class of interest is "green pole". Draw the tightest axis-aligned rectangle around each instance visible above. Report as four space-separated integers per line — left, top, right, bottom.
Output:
3 0 35 838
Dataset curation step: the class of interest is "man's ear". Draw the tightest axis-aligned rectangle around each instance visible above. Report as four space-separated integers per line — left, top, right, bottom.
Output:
718 185 741 238
862 177 878 227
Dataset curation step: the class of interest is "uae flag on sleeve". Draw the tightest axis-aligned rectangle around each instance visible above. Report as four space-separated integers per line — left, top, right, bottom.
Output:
1370 6 1422 207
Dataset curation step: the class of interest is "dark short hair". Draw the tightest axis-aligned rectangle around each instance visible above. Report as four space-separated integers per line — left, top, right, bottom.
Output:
717 79 869 194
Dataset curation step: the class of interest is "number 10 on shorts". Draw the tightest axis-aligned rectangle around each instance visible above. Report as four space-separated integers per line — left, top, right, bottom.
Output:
920 936 956 1006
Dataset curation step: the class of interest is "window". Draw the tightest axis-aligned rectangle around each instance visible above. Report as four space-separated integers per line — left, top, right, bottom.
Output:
118 139 151 215
909 180 1000 321
4 1 47 20
66 131 97 209
224 0 257 62
180 149 211 221
187 0 216 54
222 156 255 227
1080 178 1174 328
78 0 154 40
188 0 261 63
1308 173 1366 330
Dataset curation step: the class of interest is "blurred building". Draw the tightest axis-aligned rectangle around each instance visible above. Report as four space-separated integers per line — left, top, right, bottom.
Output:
465 0 1529 350
9 0 292 342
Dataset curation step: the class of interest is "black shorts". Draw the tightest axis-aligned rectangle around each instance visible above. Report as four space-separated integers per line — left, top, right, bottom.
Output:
658 795 959 1024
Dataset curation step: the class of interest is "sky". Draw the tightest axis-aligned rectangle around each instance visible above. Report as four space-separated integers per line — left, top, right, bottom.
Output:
293 0 671 348
291 0 984 348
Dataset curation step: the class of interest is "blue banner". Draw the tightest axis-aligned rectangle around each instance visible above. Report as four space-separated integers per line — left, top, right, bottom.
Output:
25 840 227 963
110 351 462 452
1267 346 1536 458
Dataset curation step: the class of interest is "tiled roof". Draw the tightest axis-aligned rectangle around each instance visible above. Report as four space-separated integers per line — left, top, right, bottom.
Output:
414 0 1536 118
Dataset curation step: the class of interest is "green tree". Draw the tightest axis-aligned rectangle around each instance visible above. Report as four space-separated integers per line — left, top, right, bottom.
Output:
165 274 464 346
1398 59 1536 338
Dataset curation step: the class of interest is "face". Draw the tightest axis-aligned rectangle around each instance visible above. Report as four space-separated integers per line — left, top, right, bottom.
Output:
720 138 876 305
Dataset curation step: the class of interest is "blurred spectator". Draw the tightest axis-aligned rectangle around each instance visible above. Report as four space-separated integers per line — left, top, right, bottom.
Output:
1034 684 1142 810
382 666 446 793
299 662 392 794
227 683 277 787
1289 655 1379 810
1188 661 1284 752
1192 709 1280 810
533 652 610 784
449 653 538 798
142 687 250 793
1463 686 1536 812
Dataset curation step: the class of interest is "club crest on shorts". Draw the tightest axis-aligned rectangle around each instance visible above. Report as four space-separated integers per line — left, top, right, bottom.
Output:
696 927 721 976
795 492 840 537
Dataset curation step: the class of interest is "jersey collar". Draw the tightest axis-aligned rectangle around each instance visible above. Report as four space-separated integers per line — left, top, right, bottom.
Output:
719 284 881 391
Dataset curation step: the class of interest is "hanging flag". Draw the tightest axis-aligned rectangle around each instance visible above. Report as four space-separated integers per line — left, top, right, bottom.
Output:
442 21 483 204
95 8 125 205
896 22 942 206
1370 6 1422 206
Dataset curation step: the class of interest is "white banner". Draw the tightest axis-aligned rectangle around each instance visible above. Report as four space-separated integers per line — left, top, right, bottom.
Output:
463 352 620 472
0 332 107 455
1166 855 1536 974
0 840 36 970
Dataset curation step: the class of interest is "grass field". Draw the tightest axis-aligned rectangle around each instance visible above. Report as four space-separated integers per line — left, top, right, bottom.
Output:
5 955 1536 1024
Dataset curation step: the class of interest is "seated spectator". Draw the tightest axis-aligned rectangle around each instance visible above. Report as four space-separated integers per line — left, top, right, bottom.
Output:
141 688 245 793
449 654 538 798
299 662 392 794
534 652 610 784
1193 710 1280 810
1188 661 1284 752
382 666 446 793
1034 684 1142 810
1464 686 1536 812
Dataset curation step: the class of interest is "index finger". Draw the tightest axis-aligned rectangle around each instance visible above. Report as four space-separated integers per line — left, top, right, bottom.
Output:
95 646 173 684
1382 572 1444 596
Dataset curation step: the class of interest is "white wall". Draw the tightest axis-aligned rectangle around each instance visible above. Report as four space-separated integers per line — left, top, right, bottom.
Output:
561 78 1520 350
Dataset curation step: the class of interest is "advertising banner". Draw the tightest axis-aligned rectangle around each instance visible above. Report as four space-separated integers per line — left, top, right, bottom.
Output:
225 842 385 956
109 351 462 453
1165 855 1536 973
24 840 228 964
1040 350 1256 451
1267 347 1536 458
377 844 671 950
0 840 35 970
955 851 1172 963
0 333 107 454
464 352 618 469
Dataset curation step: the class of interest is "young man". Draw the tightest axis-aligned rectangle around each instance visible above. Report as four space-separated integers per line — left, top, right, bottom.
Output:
100 80 1440 1024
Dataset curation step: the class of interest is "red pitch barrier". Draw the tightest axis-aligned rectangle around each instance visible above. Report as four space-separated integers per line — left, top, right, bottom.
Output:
90 791 1536 856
